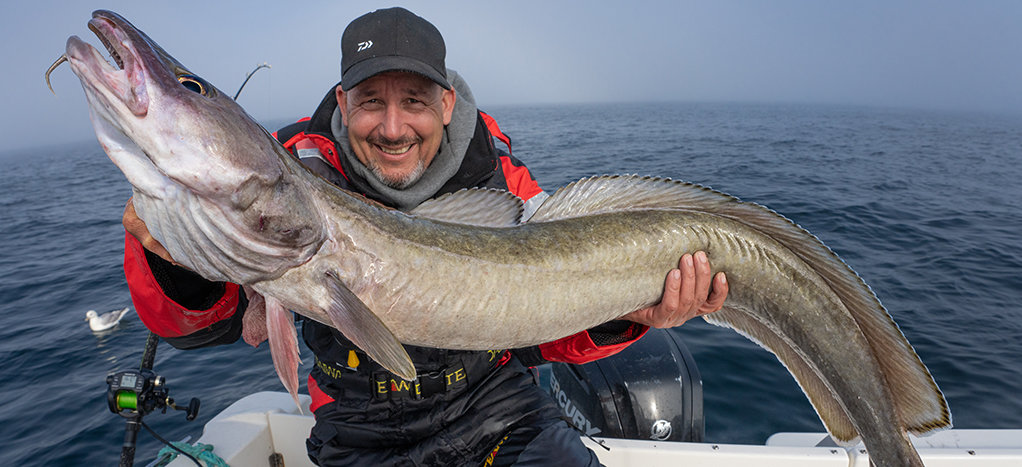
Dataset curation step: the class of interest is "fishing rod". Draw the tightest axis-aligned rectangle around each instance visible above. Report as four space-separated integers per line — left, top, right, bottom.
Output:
234 62 272 100
106 331 201 467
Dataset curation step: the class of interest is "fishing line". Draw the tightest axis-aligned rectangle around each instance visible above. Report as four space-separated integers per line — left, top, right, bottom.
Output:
140 420 202 467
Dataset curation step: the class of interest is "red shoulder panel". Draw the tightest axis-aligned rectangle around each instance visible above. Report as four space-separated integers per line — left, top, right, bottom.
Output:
499 156 543 202
480 111 511 155
281 132 347 181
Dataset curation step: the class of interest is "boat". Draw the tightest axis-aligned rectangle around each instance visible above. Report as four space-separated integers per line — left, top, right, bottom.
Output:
162 329 1022 466
162 391 1022 467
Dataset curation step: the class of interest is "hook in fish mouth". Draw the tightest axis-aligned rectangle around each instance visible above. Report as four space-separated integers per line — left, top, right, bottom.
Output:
45 54 68 94
46 16 127 95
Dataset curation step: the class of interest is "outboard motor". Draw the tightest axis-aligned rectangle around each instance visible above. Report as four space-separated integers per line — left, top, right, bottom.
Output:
548 328 703 442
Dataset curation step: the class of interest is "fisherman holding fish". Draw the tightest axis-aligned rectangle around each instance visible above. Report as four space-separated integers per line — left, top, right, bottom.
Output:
122 7 727 466
52 4 951 464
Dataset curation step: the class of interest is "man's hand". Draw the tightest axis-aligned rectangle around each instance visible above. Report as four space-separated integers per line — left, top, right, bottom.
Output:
123 197 180 266
621 251 728 328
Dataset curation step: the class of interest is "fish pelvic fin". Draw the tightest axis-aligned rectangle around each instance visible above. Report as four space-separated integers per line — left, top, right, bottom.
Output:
265 295 302 413
705 305 860 445
323 271 416 381
535 175 950 435
410 188 523 226
241 286 269 347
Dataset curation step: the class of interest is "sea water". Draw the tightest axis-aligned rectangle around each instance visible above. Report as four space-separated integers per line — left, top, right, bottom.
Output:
1 102 1019 465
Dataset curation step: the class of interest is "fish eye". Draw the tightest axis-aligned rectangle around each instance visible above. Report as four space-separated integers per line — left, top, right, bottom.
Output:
177 74 210 96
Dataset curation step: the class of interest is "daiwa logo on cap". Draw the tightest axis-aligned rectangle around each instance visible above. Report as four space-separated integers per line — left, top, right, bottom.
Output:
357 40 373 52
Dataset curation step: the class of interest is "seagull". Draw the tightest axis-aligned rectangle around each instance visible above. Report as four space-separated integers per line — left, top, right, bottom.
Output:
85 307 131 332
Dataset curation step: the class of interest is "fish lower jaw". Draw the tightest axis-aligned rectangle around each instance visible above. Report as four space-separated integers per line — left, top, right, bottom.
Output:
67 33 149 116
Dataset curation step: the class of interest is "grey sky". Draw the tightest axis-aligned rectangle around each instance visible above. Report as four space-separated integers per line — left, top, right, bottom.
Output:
8 1 1022 151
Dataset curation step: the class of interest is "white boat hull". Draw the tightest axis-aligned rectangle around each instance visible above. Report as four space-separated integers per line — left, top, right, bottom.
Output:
167 392 1022 466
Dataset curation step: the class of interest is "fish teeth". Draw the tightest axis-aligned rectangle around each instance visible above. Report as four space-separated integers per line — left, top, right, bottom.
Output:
89 19 124 69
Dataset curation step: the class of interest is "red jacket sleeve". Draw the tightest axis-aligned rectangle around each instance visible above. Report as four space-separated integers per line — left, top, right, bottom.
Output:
537 322 648 364
124 232 241 338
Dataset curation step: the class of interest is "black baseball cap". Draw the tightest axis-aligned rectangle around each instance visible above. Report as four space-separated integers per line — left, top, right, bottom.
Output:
340 7 450 91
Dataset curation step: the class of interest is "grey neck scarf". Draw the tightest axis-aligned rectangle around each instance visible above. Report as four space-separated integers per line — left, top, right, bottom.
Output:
332 69 478 211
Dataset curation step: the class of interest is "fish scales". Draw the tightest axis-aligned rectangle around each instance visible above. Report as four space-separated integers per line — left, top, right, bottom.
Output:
330 211 701 347
276 185 917 464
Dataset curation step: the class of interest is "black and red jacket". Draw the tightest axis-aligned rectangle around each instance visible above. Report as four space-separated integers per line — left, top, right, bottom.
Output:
124 82 648 407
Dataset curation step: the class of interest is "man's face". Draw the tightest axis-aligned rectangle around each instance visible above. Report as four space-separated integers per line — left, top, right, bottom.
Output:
337 71 456 188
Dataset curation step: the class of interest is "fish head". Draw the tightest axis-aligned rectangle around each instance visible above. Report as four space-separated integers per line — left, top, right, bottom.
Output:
64 10 282 206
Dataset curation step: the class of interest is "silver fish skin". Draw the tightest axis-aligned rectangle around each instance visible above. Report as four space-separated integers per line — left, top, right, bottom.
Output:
59 10 951 467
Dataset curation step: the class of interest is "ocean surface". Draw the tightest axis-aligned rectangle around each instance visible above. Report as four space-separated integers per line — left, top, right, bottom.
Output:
1 102 1020 465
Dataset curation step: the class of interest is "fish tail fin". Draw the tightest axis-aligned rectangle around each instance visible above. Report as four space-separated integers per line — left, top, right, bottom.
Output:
706 305 934 467
703 187 952 435
265 296 302 413
537 175 951 434
705 305 861 445
322 271 416 381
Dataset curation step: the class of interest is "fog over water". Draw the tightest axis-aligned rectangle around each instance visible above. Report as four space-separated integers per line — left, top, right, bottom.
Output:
10 1 1022 152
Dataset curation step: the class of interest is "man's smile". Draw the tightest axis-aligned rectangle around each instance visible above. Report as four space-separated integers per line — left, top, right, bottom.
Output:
376 143 414 156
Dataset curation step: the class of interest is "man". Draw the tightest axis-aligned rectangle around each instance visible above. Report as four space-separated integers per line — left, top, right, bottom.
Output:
123 7 728 466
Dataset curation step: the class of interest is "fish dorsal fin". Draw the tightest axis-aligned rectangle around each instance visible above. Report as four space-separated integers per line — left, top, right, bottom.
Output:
410 188 523 226
528 175 735 222
705 305 860 445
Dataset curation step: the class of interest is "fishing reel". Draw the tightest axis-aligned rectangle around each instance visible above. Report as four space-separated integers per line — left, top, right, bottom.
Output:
106 369 200 420
108 332 203 467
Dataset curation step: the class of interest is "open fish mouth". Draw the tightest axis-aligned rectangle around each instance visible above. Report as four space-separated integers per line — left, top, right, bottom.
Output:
47 12 149 116
87 17 127 69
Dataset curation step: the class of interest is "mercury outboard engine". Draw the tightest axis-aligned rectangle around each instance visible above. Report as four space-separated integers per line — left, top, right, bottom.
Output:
548 328 703 442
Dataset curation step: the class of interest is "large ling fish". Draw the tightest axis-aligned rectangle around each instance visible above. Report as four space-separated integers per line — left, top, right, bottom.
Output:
52 10 950 466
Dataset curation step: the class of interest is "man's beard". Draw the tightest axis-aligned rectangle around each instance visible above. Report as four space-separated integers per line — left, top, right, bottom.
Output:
369 158 427 189
366 134 427 189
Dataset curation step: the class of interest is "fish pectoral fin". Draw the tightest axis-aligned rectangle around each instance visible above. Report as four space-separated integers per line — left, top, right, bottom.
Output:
704 305 860 445
410 188 523 226
323 271 416 381
265 295 303 413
